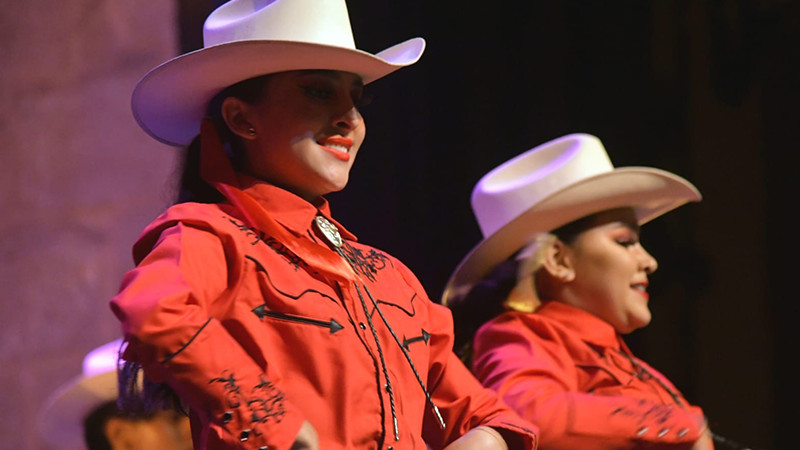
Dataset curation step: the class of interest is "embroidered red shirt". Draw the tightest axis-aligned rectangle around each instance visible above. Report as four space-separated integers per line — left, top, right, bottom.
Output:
472 301 710 449
111 177 538 450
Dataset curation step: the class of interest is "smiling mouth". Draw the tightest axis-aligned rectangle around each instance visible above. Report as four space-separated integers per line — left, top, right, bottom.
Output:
319 137 353 162
631 283 649 299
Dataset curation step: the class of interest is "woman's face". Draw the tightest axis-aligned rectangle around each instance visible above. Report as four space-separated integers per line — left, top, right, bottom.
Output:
560 208 658 334
235 70 367 202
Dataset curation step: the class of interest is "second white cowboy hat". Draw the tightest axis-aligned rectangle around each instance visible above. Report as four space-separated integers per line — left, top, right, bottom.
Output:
132 0 426 147
441 133 702 306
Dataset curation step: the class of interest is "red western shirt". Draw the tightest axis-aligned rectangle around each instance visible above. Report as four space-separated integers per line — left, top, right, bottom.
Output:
111 177 538 450
472 301 709 449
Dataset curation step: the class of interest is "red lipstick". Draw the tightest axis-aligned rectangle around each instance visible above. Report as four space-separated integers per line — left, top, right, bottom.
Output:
319 136 353 162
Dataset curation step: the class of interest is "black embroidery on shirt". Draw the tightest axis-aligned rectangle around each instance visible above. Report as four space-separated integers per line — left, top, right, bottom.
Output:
341 241 388 282
227 217 307 271
209 371 243 409
227 217 267 246
249 377 286 424
372 293 419 317
252 307 345 334
609 400 674 425
402 329 430 349
209 371 286 428
246 255 338 305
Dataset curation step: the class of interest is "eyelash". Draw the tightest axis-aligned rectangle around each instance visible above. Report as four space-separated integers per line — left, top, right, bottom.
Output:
355 92 373 108
616 237 640 248
302 86 333 100
301 86 372 109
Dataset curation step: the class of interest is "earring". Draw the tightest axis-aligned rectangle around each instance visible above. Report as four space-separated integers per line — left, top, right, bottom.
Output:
247 127 256 137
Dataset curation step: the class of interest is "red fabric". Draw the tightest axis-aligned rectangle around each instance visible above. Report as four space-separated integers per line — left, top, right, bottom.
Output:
110 177 538 450
472 301 710 450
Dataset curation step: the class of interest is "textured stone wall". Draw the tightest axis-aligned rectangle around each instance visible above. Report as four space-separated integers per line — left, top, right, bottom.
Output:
0 1 178 447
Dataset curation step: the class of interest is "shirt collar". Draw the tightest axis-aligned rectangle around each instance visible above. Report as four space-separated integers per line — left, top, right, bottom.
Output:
536 301 623 350
236 173 357 242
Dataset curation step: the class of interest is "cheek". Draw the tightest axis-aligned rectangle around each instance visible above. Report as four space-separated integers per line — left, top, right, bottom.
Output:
353 123 367 151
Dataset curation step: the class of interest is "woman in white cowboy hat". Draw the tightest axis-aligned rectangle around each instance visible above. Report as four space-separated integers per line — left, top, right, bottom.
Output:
443 133 715 449
110 1 538 449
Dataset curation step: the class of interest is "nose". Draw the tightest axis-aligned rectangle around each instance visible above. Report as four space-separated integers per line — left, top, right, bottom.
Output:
639 245 658 275
332 102 362 133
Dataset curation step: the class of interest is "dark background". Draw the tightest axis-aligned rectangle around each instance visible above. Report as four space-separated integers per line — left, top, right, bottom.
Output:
181 2 799 449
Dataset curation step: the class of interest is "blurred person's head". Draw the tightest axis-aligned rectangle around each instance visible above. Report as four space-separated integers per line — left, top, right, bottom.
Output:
38 339 192 450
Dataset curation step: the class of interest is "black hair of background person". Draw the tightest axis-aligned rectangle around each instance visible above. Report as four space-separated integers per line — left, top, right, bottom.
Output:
177 1 798 449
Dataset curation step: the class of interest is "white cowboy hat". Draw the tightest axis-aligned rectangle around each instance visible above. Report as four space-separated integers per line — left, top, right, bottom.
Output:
441 133 702 306
132 0 426 147
37 339 126 448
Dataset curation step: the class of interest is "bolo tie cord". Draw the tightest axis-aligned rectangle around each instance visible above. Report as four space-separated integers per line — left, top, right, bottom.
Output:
353 279 400 441
313 215 445 441
342 249 447 433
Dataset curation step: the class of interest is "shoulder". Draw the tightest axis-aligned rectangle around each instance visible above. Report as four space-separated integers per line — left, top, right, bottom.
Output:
132 202 254 263
474 309 582 354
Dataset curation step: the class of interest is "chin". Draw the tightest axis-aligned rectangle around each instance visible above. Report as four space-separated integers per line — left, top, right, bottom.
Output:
628 315 652 333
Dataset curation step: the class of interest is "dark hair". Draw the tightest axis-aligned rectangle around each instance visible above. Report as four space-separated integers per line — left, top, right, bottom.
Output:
175 74 273 204
83 400 119 450
450 257 520 366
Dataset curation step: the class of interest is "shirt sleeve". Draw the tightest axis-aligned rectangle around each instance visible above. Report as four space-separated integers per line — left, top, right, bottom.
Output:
472 315 710 450
110 221 305 449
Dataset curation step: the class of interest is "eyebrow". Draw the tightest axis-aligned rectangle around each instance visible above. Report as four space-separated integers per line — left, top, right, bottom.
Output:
618 222 641 234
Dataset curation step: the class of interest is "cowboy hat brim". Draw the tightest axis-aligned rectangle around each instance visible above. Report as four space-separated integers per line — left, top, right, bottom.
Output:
441 167 701 306
132 38 425 147
37 370 118 448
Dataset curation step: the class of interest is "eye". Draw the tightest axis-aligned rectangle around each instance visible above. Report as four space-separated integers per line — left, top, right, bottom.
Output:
301 85 334 100
614 230 640 248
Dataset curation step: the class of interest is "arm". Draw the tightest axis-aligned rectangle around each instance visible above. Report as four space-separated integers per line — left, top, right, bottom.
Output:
419 301 538 450
472 315 710 449
111 221 307 449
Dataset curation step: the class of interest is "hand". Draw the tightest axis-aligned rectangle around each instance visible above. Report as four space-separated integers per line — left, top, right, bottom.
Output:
290 420 319 450
444 426 508 450
690 428 714 450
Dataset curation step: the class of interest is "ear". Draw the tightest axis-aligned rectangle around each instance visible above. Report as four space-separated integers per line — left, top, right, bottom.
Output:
221 97 257 140
541 239 575 282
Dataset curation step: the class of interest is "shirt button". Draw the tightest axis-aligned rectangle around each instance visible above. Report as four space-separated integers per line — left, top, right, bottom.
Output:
359 322 366 330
